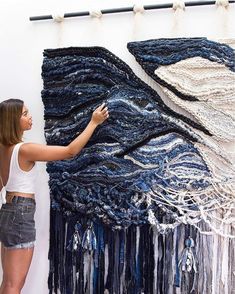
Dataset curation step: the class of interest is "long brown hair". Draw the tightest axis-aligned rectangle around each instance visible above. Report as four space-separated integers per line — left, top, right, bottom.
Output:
0 99 24 145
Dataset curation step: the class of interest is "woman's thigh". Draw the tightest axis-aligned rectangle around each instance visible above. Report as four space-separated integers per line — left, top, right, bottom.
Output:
1 245 34 284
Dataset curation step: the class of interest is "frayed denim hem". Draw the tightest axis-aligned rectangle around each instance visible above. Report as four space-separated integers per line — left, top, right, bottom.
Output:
3 241 35 250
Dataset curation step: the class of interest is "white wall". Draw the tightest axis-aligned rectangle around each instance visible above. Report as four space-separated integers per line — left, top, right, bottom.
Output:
0 1 234 293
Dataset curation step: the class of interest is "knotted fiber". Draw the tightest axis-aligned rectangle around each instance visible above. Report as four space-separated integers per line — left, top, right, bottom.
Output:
41 44 235 293
127 37 235 141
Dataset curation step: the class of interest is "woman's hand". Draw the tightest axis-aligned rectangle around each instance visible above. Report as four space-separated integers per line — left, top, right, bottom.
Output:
91 103 109 126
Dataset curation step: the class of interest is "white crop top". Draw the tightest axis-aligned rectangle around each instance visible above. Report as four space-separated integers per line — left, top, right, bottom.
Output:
5 142 37 194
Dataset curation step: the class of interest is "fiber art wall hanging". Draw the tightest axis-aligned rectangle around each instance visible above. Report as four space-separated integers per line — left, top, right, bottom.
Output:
41 38 235 294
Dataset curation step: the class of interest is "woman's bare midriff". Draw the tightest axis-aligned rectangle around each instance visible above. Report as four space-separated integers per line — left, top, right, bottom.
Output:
6 191 35 199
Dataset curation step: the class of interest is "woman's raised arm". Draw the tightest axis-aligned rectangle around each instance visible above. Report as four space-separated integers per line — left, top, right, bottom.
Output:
20 103 109 162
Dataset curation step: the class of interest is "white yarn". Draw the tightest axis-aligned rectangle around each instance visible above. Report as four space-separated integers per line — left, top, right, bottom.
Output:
133 4 145 14
216 0 229 8
154 57 235 141
172 0 185 11
89 10 102 18
132 4 145 40
52 13 64 23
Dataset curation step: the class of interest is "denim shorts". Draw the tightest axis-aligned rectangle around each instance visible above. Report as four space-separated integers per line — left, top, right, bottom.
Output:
0 196 36 249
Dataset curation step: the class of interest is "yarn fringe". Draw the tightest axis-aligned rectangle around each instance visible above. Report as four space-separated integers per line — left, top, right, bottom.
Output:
48 210 235 294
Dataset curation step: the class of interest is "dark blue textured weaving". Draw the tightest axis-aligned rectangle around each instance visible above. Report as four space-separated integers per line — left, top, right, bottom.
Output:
42 46 221 294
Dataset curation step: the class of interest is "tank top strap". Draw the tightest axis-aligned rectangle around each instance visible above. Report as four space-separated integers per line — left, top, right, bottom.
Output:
11 142 24 163
13 142 24 153
8 142 24 178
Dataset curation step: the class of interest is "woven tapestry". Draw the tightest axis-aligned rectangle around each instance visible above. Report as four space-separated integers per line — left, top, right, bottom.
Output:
41 39 235 294
127 37 235 141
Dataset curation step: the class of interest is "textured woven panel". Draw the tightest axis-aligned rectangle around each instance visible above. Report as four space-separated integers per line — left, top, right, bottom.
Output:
127 38 235 141
41 47 219 229
41 44 235 294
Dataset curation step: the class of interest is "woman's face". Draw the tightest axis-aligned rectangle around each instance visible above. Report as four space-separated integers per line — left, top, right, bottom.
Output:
20 105 32 131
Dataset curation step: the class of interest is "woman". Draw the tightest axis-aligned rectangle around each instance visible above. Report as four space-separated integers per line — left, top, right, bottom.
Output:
0 98 109 294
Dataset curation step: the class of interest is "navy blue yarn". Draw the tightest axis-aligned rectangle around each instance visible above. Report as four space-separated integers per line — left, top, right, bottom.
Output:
42 46 213 228
127 38 235 102
42 46 218 294
42 46 210 135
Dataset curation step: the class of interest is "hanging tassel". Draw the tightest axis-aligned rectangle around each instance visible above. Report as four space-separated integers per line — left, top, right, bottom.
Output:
82 222 97 251
179 237 197 273
178 236 197 293
67 222 82 252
